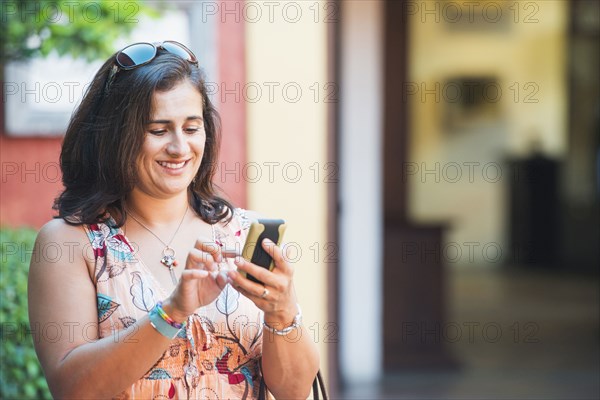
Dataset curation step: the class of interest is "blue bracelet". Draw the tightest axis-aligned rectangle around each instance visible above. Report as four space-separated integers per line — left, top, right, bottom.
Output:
149 303 185 339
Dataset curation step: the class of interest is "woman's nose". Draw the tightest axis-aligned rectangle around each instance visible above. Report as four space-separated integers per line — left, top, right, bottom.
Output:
166 130 190 156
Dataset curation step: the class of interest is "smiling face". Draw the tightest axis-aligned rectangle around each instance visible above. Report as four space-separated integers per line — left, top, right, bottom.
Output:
133 80 206 199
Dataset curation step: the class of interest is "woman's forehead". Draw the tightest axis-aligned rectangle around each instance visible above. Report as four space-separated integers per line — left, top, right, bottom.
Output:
150 82 204 119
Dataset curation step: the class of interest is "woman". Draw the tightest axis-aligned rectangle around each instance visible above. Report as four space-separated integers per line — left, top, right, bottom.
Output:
28 41 319 399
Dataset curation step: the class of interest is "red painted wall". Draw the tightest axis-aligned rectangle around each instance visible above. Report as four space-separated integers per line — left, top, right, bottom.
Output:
0 135 63 228
217 1 247 210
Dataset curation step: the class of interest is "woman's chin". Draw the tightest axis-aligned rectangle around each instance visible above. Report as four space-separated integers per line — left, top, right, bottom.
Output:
135 182 192 198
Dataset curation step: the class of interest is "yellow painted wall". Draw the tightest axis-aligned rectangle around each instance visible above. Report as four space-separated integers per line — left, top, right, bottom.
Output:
245 0 330 377
407 1 568 264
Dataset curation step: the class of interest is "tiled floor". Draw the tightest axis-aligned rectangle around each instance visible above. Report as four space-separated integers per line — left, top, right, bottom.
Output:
341 266 600 399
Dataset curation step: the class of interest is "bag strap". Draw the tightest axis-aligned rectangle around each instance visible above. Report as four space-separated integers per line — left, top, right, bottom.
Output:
258 359 267 400
258 376 267 400
316 370 329 400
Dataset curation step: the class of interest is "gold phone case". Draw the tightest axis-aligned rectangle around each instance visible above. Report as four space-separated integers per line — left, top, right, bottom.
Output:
240 219 287 284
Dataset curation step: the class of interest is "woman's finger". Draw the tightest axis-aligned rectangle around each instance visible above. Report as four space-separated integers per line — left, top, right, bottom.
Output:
193 236 222 262
215 271 229 290
186 248 217 271
261 239 292 275
227 268 273 300
233 257 279 288
180 269 209 280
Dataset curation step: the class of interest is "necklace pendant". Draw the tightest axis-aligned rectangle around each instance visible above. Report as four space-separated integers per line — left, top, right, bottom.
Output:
169 266 178 285
161 246 177 268
161 255 179 285
126 208 188 287
161 246 179 285
161 254 175 268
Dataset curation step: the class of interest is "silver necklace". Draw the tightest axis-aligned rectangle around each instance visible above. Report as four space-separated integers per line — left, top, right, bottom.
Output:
127 205 189 285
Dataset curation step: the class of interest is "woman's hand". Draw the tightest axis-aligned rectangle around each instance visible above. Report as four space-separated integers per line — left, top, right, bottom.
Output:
227 238 321 399
164 237 229 322
228 239 298 326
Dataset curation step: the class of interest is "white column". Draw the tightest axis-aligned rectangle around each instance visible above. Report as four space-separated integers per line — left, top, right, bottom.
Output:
339 0 384 384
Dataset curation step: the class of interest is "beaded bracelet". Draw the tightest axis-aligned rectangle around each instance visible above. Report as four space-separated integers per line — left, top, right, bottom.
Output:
149 301 186 339
263 304 302 336
155 301 185 329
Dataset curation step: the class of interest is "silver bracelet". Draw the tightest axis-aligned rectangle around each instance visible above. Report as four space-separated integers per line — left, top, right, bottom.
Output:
263 304 302 336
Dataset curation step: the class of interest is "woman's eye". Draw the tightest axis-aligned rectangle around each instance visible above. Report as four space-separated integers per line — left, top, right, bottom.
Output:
185 127 202 133
149 129 166 135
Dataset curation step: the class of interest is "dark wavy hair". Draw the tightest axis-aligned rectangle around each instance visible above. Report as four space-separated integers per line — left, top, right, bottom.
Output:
54 49 233 226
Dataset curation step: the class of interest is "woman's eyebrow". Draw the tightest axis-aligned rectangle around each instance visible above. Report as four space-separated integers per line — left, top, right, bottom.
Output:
148 116 204 124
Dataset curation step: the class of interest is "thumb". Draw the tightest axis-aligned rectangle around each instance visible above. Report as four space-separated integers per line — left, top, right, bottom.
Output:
215 270 230 290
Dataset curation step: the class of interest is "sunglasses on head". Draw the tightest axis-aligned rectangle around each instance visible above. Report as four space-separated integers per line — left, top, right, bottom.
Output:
104 41 198 93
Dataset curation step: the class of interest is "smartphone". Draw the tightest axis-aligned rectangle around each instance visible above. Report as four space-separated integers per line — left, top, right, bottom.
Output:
240 219 287 284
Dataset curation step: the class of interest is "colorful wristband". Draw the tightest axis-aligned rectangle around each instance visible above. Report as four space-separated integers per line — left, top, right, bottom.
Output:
149 301 186 339
155 301 185 329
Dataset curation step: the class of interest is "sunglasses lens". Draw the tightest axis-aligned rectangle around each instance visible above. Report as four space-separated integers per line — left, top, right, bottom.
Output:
117 43 156 68
162 41 197 63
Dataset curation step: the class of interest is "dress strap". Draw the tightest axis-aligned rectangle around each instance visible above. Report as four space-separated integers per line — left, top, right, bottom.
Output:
83 218 136 284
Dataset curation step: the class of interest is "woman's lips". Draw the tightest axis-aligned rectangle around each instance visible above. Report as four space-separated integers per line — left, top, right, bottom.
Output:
156 159 190 171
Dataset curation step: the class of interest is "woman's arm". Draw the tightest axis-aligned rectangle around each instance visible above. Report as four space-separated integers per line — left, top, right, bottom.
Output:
228 240 320 399
28 219 224 398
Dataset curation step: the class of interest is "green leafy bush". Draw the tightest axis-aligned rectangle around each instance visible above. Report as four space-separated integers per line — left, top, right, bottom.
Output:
1 227 51 399
1 0 158 64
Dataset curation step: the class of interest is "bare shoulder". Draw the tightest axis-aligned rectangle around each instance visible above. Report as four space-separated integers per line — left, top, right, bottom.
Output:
32 218 93 275
37 218 87 240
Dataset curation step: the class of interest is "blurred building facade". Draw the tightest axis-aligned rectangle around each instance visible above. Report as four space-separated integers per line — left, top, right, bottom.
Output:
338 0 598 396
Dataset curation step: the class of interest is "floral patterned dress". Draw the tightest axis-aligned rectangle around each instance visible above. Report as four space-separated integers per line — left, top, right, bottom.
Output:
83 209 264 399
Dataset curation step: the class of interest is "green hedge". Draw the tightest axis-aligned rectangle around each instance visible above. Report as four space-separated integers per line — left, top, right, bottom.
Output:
1 227 51 399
